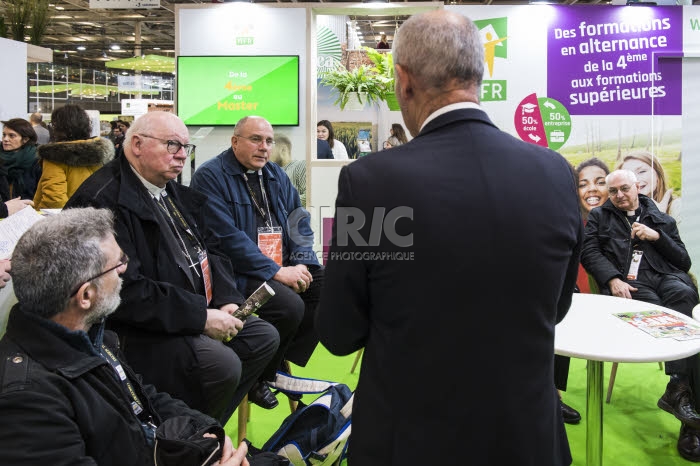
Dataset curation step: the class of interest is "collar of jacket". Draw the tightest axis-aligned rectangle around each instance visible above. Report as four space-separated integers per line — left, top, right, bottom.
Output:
220 147 278 183
417 107 498 139
4 304 107 379
114 155 207 225
37 137 115 167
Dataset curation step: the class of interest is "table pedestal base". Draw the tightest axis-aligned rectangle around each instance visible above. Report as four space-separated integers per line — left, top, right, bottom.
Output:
586 360 604 466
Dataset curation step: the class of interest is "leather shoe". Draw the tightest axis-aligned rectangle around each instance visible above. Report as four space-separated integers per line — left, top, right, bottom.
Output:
678 423 700 462
658 381 700 430
248 382 279 410
561 400 581 424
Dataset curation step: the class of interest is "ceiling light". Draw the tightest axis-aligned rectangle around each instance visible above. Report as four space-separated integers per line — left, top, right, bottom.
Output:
77 46 86 51
55 5 64 10
110 44 121 50
153 47 161 50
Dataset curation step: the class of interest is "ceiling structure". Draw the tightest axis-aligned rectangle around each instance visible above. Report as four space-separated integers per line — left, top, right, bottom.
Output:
19 0 698 68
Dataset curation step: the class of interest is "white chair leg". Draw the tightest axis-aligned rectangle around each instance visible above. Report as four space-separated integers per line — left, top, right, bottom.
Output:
606 362 619 404
350 348 364 374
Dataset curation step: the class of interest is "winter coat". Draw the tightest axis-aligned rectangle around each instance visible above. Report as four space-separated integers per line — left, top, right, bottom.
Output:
34 137 114 209
0 305 217 466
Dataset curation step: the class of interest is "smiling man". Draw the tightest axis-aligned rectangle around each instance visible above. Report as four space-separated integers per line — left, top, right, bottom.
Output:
65 112 279 426
582 169 700 461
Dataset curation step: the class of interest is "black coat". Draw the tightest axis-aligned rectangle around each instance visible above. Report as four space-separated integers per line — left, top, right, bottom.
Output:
581 194 694 292
0 306 216 466
65 156 244 412
317 108 581 466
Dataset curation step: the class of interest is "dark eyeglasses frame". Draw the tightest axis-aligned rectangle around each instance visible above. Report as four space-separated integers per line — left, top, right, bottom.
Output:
138 133 196 156
235 134 276 147
69 252 129 297
608 185 633 196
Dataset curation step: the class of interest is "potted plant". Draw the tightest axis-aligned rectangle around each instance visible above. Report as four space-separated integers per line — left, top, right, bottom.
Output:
320 64 390 111
363 47 400 111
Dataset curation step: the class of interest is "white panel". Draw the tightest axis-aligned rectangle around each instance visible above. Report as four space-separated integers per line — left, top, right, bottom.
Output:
178 5 306 56
309 164 345 254
680 56 700 279
0 38 27 122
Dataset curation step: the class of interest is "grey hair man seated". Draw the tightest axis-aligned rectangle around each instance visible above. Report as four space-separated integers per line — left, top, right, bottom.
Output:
0 207 249 465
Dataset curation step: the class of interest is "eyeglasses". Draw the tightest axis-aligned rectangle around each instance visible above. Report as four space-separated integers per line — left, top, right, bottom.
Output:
608 185 632 196
236 134 276 147
138 134 196 156
70 252 129 297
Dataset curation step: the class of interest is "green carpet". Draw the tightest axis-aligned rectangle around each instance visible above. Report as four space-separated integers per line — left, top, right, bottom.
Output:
225 348 693 464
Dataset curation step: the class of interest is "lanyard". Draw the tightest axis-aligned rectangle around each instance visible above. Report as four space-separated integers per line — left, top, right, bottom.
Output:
101 345 149 421
155 193 202 277
242 172 274 228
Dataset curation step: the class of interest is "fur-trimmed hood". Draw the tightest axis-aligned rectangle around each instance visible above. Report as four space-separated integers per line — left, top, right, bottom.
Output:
37 137 114 167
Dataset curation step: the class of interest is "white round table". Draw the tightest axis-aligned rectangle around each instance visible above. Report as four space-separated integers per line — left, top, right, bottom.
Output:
555 293 700 466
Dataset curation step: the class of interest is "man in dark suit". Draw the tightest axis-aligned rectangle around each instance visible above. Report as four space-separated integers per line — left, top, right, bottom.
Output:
316 10 582 466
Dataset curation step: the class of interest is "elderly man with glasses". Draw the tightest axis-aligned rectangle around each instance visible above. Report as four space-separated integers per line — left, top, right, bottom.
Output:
64 111 279 426
190 116 323 410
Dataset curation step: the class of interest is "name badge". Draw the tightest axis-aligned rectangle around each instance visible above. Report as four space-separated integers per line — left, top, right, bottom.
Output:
627 250 643 281
199 249 213 305
115 364 127 381
258 226 283 266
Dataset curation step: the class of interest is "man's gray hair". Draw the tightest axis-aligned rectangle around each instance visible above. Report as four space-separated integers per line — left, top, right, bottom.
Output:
12 208 115 319
393 10 484 91
606 169 638 185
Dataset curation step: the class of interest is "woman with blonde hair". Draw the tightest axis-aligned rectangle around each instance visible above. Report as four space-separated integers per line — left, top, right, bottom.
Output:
618 150 681 219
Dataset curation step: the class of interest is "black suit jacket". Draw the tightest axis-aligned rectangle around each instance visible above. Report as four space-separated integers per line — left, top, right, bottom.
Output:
317 108 582 466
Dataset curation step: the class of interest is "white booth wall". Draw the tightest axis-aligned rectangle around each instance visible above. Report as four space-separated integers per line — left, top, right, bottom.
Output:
0 38 29 122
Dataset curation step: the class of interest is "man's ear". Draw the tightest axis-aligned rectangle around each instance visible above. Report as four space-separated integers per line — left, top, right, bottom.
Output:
74 282 96 311
129 134 142 158
394 64 413 101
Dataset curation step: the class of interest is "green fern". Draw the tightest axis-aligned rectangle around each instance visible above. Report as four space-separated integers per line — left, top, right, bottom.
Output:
320 65 390 110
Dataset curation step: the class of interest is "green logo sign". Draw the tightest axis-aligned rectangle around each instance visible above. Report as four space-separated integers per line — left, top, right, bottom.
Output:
317 26 342 74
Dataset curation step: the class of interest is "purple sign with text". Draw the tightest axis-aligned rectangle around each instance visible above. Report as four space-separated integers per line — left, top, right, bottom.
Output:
547 6 682 116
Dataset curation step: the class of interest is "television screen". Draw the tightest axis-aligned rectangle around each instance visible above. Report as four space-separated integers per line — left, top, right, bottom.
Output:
177 55 299 126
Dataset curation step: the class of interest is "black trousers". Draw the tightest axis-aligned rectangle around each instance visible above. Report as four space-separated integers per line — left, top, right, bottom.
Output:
191 316 279 425
245 266 324 381
629 270 699 376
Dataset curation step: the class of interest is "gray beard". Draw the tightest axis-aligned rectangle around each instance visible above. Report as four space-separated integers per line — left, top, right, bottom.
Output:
85 279 122 327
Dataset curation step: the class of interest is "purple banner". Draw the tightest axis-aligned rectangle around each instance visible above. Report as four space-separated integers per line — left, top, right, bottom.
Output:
547 6 682 116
